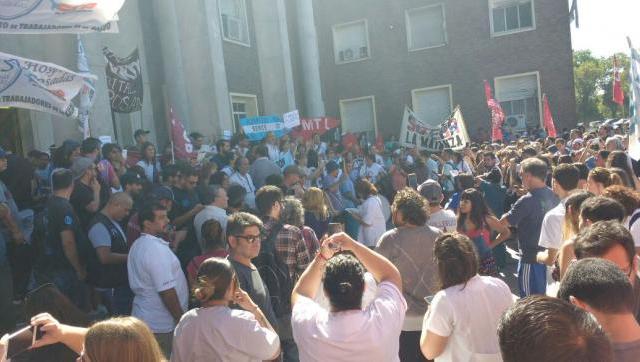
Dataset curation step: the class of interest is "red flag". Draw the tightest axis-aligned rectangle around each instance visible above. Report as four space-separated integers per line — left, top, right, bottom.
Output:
484 80 505 142
169 107 195 160
341 132 358 150
613 55 625 106
543 94 557 138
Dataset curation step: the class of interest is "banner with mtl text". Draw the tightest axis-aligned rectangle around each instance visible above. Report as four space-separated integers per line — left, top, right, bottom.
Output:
0 0 124 34
399 105 470 151
104 47 143 113
0 51 96 118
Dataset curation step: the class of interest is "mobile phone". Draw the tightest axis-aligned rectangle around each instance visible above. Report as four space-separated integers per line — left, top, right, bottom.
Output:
424 295 434 305
7 325 41 359
408 173 418 188
327 222 343 235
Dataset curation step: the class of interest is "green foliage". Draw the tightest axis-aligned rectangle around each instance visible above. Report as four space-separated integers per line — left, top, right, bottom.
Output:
573 50 630 122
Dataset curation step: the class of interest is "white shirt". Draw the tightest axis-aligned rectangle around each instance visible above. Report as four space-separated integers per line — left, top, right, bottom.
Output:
171 306 280 362
423 275 513 362
357 195 387 247
267 143 279 162
194 205 228 243
292 282 407 362
538 199 566 250
128 233 188 333
360 163 385 184
626 209 640 248
229 172 256 208
428 209 457 232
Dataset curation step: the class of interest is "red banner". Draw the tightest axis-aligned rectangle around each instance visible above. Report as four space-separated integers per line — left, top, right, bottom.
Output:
484 80 505 142
543 94 557 138
170 107 195 160
613 55 625 106
290 117 340 141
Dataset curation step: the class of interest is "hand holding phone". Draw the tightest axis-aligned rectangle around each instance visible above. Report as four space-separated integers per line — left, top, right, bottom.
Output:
6 325 42 359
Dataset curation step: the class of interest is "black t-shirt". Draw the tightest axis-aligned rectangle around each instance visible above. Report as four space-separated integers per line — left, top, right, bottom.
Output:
169 186 200 222
42 196 84 272
229 258 278 329
70 181 95 231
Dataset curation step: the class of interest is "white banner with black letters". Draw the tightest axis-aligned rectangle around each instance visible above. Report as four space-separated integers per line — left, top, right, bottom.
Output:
0 0 124 34
399 105 471 151
0 51 97 118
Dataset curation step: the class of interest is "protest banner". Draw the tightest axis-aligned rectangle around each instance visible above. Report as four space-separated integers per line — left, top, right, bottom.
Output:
0 51 96 118
104 47 143 113
240 116 287 141
283 110 300 129
399 105 470 151
0 0 124 34
290 117 340 141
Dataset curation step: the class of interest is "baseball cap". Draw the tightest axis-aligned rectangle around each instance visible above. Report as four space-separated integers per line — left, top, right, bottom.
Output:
418 179 443 204
134 129 150 139
150 185 174 201
189 132 204 139
70 157 95 179
120 172 144 186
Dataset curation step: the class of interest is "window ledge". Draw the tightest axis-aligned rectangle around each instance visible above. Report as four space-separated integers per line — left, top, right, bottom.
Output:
335 56 371 65
408 42 447 53
223 37 251 48
490 26 536 38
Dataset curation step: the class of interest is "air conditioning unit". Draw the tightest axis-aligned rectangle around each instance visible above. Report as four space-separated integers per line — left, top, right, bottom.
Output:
359 46 368 58
223 14 242 42
505 114 527 130
343 48 354 61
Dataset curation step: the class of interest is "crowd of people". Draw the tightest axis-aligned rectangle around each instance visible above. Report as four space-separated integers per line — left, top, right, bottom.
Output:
0 121 639 361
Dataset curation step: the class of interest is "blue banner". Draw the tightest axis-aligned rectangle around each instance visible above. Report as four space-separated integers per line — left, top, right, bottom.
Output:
240 116 288 141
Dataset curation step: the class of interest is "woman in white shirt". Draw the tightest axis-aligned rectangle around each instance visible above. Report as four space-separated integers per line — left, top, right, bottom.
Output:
136 142 161 183
421 233 514 361
352 179 387 247
171 258 280 362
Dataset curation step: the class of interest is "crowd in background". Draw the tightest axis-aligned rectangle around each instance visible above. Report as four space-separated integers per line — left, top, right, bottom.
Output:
0 120 639 361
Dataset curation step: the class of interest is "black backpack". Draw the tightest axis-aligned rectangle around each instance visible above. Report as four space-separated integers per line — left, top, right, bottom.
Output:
252 223 292 318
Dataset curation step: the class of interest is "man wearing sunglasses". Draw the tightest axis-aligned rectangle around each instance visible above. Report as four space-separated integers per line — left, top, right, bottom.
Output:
227 212 278 329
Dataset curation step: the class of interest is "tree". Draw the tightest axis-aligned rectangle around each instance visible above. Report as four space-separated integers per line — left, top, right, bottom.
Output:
574 50 630 122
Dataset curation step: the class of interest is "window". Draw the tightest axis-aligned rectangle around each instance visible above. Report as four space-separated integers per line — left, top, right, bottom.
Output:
411 85 453 127
219 0 250 46
494 72 540 131
406 4 447 51
339 96 377 138
333 20 370 64
490 0 534 35
230 93 258 131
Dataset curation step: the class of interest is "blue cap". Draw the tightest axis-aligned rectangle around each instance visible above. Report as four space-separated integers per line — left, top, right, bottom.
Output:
0 147 8 158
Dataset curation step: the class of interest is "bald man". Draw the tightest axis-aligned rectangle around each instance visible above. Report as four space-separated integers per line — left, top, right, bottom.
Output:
87 192 133 314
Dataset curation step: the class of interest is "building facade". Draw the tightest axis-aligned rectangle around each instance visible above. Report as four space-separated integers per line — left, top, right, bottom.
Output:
0 0 575 153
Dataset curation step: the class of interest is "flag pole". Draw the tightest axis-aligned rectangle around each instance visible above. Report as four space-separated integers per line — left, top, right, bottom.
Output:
162 85 175 163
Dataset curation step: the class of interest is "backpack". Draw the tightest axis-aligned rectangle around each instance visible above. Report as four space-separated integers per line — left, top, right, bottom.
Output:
252 223 292 318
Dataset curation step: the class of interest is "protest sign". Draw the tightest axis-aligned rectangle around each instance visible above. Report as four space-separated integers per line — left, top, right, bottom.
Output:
0 51 96 118
104 47 143 113
399 105 470 151
441 106 471 150
0 0 124 34
290 117 340 141
283 110 300 129
240 116 287 141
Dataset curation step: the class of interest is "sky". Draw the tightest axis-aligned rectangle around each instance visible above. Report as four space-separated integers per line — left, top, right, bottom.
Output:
570 0 640 57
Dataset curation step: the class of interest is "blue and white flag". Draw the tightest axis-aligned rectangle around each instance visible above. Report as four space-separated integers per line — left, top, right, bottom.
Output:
76 35 95 138
0 51 97 118
0 0 125 34
627 37 640 160
240 116 288 141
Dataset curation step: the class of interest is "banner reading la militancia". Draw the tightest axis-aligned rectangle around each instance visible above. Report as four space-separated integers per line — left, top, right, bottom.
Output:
399 105 471 151
0 51 97 118
0 0 124 34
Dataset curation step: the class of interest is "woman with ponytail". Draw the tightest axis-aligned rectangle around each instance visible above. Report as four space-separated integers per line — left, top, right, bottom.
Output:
171 257 280 362
587 167 623 195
